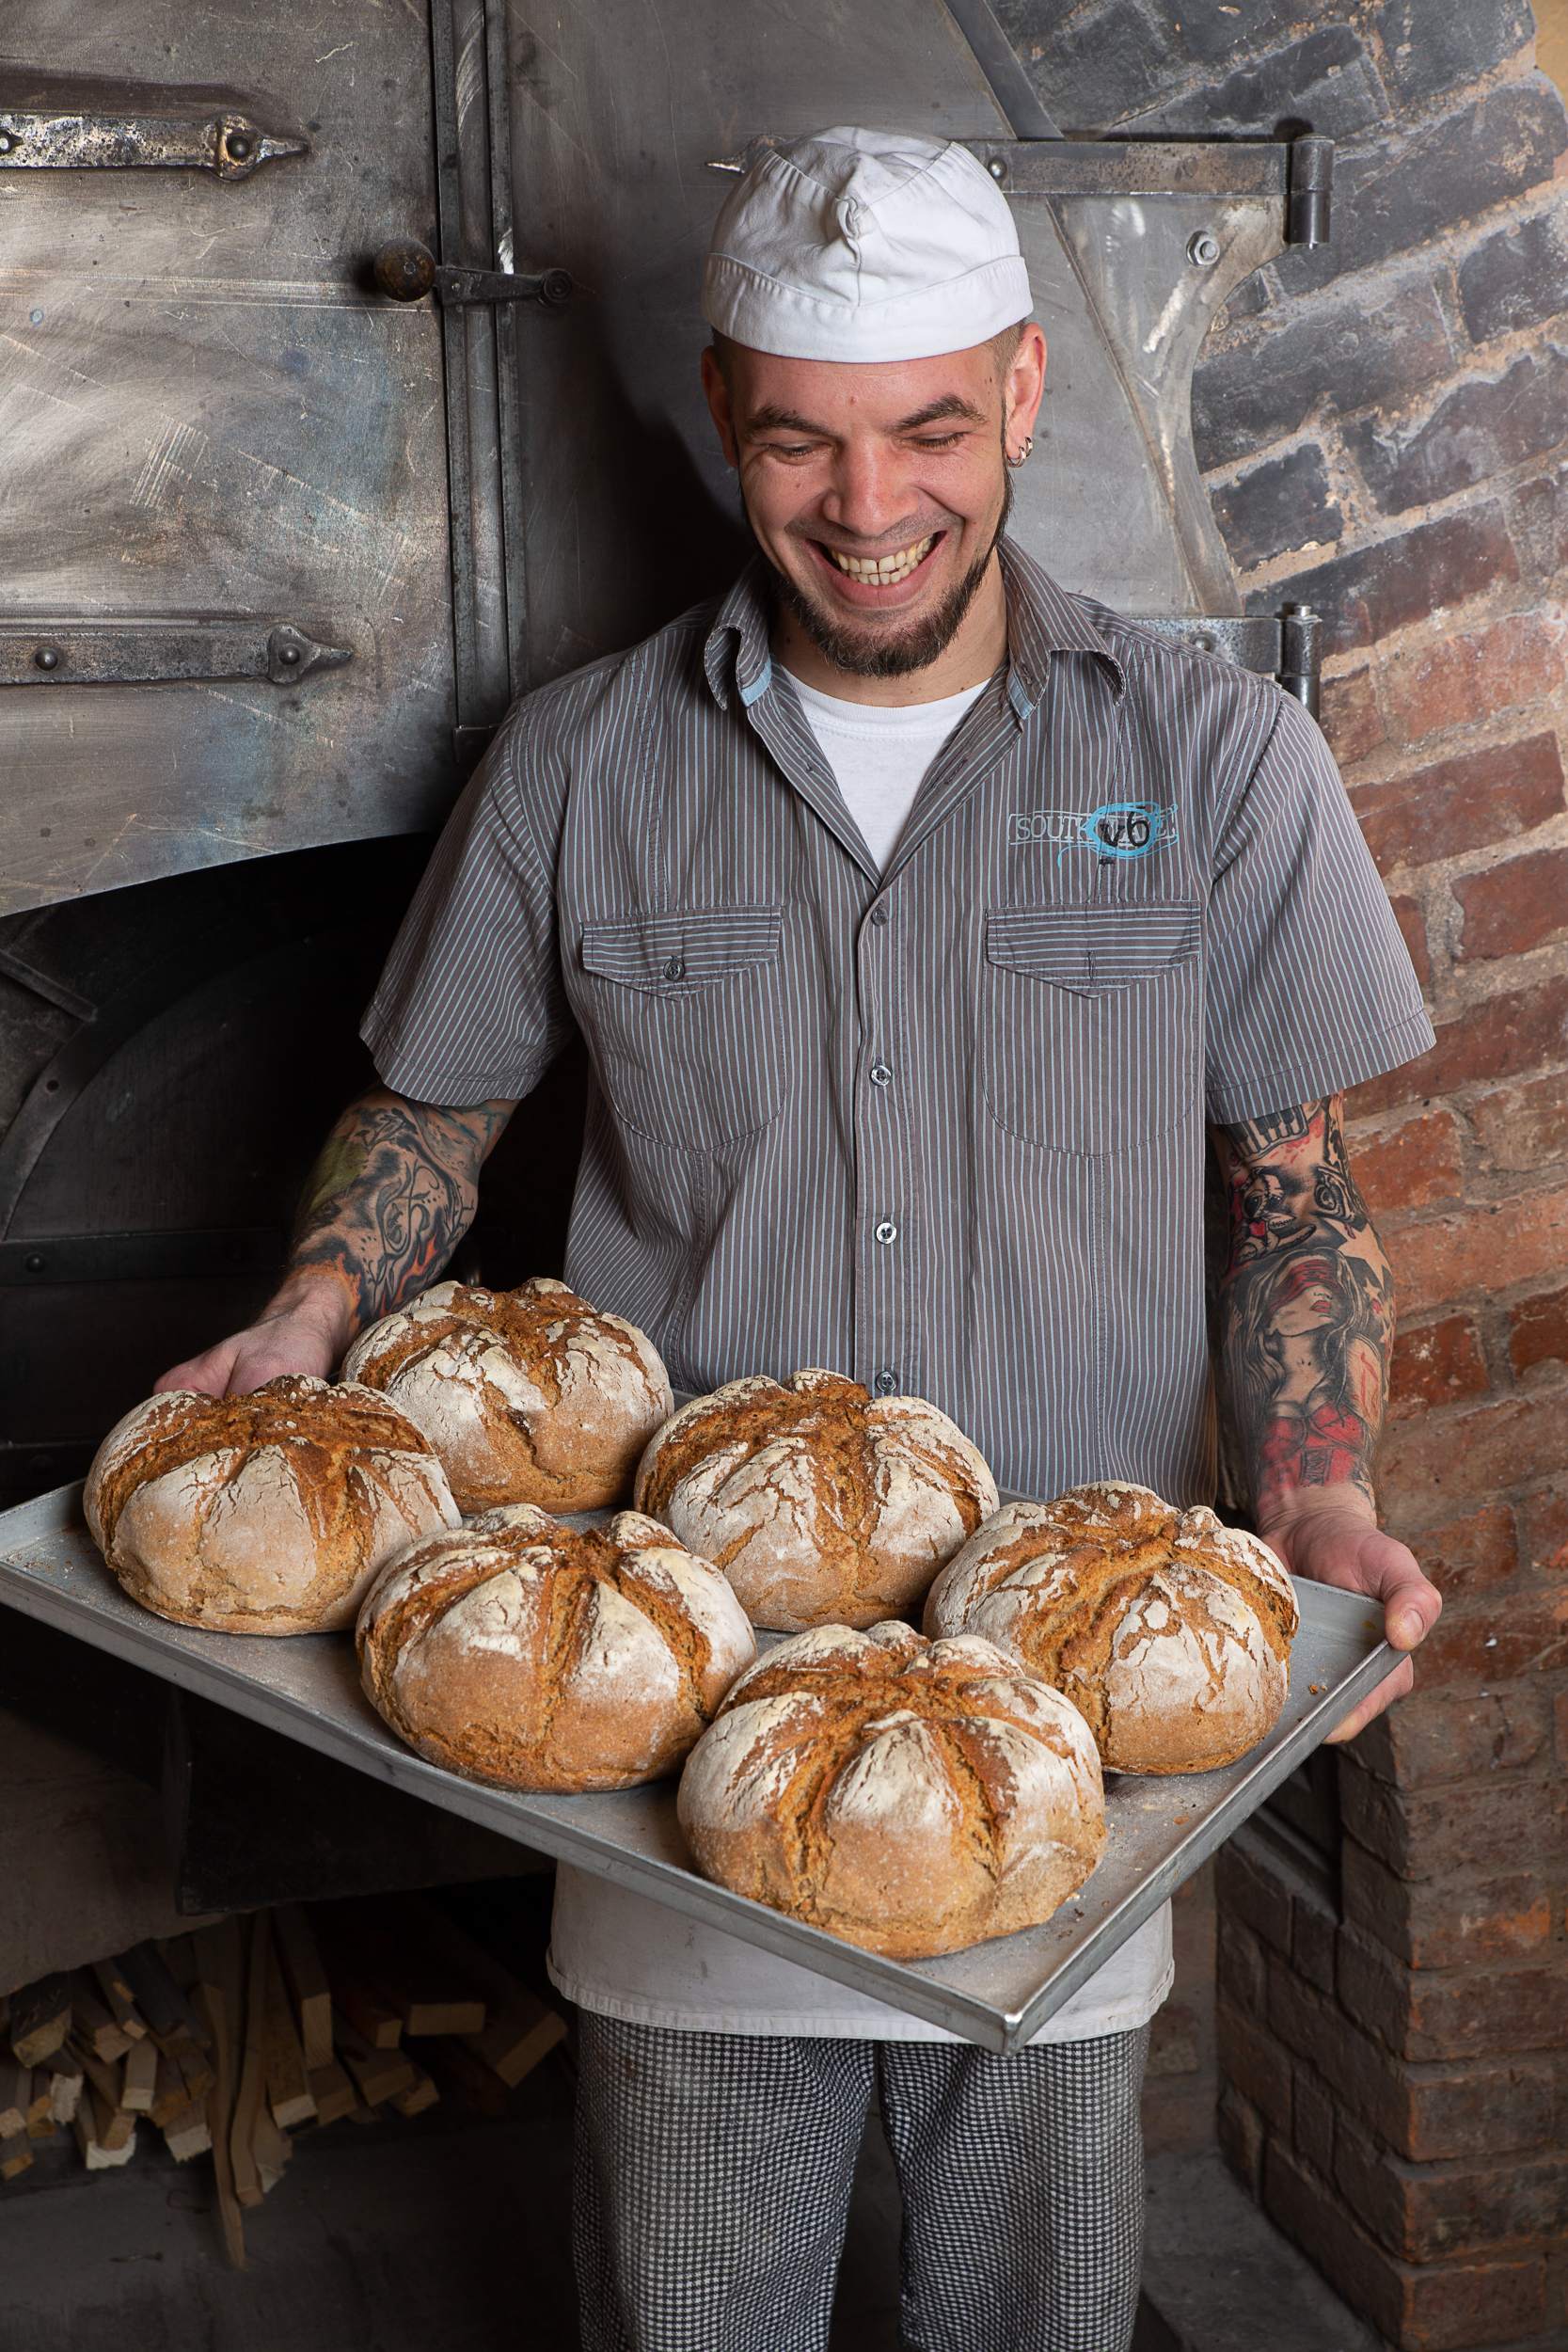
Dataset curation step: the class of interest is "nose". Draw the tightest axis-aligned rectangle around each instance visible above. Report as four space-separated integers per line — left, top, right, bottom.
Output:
818 436 921 547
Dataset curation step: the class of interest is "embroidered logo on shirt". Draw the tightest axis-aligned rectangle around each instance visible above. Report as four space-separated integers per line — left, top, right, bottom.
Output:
1008 802 1178 866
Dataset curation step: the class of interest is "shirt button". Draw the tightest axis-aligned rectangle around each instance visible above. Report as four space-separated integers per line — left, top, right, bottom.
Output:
870 907 889 927
869 1061 893 1088
662 956 685 980
874 1219 897 1245
873 1368 899 1395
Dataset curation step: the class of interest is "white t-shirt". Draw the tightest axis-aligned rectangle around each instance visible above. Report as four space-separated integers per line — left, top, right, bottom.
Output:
786 670 989 868
546 667 1174 2046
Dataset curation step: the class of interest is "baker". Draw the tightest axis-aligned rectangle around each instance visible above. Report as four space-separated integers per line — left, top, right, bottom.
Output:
161 127 1441 2352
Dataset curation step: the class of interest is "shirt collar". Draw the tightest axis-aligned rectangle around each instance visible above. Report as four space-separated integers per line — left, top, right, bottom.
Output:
701 537 1124 718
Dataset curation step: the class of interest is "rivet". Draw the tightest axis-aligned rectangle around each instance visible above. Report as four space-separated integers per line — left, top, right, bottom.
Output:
34 645 60 671
227 133 254 162
24 1253 44 1272
277 643 301 665
0 136 13 155
987 156 1007 183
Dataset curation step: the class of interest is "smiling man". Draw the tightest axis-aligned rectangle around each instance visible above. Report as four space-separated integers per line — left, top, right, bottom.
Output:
161 128 1440 2352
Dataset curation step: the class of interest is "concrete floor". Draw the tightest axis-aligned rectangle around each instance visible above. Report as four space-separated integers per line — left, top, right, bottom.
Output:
0 2053 1382 2352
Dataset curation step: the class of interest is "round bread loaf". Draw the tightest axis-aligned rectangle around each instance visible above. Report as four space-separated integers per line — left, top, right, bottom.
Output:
341 1276 673 1514
356 1504 757 1792
84 1375 460 1634
677 1620 1105 1958
923 1483 1300 1774
633 1369 998 1631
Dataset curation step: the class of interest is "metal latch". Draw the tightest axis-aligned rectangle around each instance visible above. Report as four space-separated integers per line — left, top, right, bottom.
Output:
372 238 573 310
0 620 352 689
0 110 308 180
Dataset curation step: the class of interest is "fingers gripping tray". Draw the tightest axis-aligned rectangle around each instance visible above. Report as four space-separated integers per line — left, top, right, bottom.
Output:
0 1482 1388 2052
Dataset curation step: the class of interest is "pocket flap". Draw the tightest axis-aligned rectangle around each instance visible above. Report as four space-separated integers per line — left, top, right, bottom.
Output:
986 902 1199 994
580 904 784 992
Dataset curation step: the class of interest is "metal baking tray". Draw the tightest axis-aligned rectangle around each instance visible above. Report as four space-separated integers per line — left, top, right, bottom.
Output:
0 1482 1389 2053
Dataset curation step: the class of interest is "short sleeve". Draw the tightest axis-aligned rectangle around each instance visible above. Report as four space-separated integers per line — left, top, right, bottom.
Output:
359 711 575 1105
1204 693 1433 1124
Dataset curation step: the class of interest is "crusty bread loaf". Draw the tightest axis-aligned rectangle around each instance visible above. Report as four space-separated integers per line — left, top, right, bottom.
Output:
356 1505 756 1792
84 1375 460 1634
923 1483 1299 1774
633 1369 998 1631
341 1276 673 1514
676 1621 1105 1958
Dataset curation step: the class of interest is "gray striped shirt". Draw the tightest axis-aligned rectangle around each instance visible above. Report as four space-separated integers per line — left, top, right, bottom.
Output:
363 542 1432 1505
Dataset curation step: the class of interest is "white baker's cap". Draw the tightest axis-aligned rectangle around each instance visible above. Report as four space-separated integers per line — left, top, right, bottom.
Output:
703 125 1031 364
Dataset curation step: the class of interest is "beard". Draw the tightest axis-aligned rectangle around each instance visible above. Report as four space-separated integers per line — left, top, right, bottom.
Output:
755 469 1013 681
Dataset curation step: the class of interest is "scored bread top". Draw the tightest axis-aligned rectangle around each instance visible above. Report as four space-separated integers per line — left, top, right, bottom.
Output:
633 1369 998 1631
677 1621 1105 1958
341 1276 673 1513
356 1503 757 1792
923 1483 1299 1772
83 1375 459 1633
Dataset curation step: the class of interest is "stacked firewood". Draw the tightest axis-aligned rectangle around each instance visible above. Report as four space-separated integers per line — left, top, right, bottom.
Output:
0 1896 565 2265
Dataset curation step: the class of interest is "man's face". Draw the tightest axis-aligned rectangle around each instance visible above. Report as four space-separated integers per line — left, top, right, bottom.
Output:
701 328 1045 677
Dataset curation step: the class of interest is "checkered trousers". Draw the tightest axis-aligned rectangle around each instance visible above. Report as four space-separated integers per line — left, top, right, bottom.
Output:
573 2017 1150 2352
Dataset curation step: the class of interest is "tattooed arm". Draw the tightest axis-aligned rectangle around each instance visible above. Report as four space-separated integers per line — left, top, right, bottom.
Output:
1213 1095 1440 1740
155 1086 516 1397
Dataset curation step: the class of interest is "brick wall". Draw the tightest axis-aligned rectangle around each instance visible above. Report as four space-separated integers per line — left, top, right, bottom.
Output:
1007 4 1568 2343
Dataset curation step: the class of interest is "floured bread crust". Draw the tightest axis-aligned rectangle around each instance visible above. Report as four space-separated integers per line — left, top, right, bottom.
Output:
356 1505 757 1792
676 1621 1105 1958
633 1369 998 1631
84 1376 460 1634
341 1276 673 1513
923 1482 1299 1775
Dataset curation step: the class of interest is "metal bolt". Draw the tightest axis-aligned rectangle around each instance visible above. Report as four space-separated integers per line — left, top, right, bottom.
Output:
34 645 60 671
227 133 254 162
1187 230 1221 267
1192 632 1214 653
987 156 1007 183
277 643 301 665
24 1253 44 1272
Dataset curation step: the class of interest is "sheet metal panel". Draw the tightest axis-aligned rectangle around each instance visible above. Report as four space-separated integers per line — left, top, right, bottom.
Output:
0 1482 1388 2053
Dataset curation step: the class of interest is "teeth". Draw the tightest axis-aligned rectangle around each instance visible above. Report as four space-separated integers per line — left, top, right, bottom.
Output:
829 533 936 585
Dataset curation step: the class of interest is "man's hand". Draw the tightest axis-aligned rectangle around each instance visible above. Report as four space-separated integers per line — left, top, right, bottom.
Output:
155 1274 355 1398
1260 1489 1441 1743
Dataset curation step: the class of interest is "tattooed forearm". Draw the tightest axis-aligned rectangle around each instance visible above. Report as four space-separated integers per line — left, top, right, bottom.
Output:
288 1086 515 1330
1213 1093 1395 1526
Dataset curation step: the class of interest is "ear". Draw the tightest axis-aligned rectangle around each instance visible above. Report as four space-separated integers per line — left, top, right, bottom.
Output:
700 346 739 469
1003 323 1047 444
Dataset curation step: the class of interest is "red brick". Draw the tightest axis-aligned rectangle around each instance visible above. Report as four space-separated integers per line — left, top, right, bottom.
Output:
1215 1832 1292 1955
1336 1928 1568 2062
1292 2063 1336 2175
1382 1383 1568 1515
1416 1592 1568 1682
1322 664 1386 766
1216 1911 1269 2015
1383 1184 1568 1310
1217 2083 1265 2196
1389 893 1433 990
1348 1684 1547 1790
1455 844 1568 962
1216 1996 1291 2132
1334 2112 1568 2263
1264 2137 1546 2350
1352 1109 1462 1213
1349 978 1568 1120
1264 503 1521 659
1402 1502 1519 1598
1341 1838 1552 1966
1508 1282 1568 1378
1524 1484 1568 1574
1348 733 1564 879
1389 1313 1490 1413
1381 610 1566 741
1472 1070 1568 1170
1337 1755 1567 1879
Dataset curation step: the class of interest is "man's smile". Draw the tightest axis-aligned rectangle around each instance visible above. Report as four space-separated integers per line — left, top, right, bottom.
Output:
822 532 940 586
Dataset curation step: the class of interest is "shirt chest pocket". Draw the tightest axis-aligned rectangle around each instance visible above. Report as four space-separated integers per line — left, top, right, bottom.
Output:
577 905 787 1151
982 902 1202 1156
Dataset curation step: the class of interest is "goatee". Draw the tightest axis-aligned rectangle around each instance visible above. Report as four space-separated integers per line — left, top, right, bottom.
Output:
757 476 1013 682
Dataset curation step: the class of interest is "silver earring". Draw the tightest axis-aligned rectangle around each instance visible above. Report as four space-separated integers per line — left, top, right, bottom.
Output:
1006 434 1033 469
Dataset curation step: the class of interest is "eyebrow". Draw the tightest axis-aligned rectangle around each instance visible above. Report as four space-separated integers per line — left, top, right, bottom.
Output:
743 391 987 437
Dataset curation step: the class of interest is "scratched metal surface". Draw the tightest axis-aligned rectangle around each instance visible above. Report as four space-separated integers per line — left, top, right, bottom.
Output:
0 1481 1388 2052
0 3 455 914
